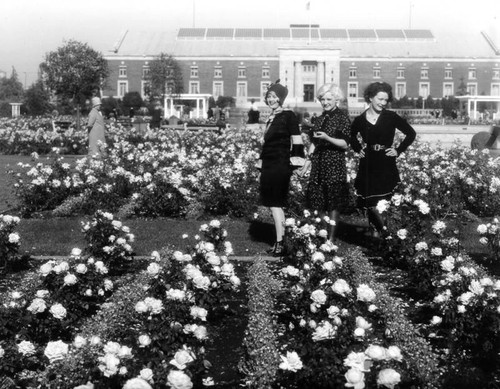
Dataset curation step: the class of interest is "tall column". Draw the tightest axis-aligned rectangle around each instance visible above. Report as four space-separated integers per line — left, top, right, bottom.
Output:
294 61 302 101
316 62 325 89
196 98 200 118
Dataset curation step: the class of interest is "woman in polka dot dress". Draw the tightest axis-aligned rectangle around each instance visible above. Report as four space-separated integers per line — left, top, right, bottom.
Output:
300 83 351 241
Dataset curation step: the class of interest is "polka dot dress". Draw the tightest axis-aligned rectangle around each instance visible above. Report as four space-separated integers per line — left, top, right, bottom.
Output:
307 108 351 212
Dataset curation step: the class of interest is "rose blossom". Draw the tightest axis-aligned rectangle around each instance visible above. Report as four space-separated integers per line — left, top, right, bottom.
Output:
365 345 387 361
377 368 401 389
147 262 161 276
355 316 372 330
430 316 442 325
71 248 82 257
139 368 154 383
190 306 208 321
386 346 403 362
50 303 67 319
312 321 336 341
44 340 69 363
396 229 408 240
27 298 47 314
123 378 152 389
167 370 193 389
193 325 208 340
98 353 120 377
64 273 78 286
311 290 327 305
344 352 371 372
356 284 376 302
138 334 151 347
8 233 20 243
345 368 365 389
74 335 87 348
332 279 352 296
170 347 196 370
18 340 36 356
279 351 303 372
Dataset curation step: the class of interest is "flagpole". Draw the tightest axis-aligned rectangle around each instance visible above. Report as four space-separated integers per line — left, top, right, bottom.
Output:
308 1 311 44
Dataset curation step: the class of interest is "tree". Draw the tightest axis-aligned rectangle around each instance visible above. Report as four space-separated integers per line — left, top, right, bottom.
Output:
40 40 108 129
121 91 143 111
24 80 53 116
147 53 183 102
0 67 24 102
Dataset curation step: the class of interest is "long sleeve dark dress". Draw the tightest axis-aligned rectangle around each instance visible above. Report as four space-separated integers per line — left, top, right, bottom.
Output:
350 109 416 208
307 108 351 212
259 110 304 207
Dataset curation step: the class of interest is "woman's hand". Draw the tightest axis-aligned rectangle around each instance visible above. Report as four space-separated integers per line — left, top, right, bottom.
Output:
313 131 330 141
385 147 398 157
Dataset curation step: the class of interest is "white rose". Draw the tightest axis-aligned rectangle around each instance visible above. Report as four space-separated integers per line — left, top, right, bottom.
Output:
355 316 372 330
8 233 20 244
147 262 161 276
71 248 82 257
354 327 365 337
63 273 78 286
376 199 390 213
36 289 49 298
332 279 352 297
138 334 151 347
396 229 408 240
73 335 87 348
344 352 370 372
311 290 327 305
27 298 47 314
377 368 401 389
40 262 53 276
386 346 403 362
170 348 196 370
311 252 325 262
193 325 208 340
190 306 208 321
140 368 154 383
50 303 67 319
430 316 442 325
123 378 152 389
18 340 36 356
356 284 376 302
312 321 336 341
167 370 193 389
44 340 69 363
345 368 365 389
76 264 88 274
279 351 303 372
365 345 387 361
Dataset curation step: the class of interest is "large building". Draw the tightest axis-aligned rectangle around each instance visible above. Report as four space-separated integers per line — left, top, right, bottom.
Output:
102 25 500 118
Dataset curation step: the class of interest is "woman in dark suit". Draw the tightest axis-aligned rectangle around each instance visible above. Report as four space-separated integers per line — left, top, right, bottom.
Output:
350 82 416 236
259 80 305 256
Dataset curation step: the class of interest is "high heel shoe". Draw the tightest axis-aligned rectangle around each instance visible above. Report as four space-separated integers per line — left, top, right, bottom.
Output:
272 241 284 257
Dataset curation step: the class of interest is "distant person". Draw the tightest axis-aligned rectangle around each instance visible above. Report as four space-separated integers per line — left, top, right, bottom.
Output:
151 102 163 129
87 97 107 158
350 81 416 237
129 107 135 119
247 99 260 124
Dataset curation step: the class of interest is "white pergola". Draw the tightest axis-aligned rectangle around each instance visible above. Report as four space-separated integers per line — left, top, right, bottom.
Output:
455 95 500 120
164 94 212 119
9 103 22 118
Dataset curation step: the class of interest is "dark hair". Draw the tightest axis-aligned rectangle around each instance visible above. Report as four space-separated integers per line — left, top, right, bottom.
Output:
363 82 393 104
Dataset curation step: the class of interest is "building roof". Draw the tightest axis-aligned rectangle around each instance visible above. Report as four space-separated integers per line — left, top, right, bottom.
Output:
105 27 500 60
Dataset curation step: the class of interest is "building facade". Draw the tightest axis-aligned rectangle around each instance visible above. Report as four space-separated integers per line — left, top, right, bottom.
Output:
102 26 500 117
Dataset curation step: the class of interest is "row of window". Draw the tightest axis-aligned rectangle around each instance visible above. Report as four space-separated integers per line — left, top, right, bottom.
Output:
116 80 273 99
116 78 500 101
118 64 500 82
349 67 500 80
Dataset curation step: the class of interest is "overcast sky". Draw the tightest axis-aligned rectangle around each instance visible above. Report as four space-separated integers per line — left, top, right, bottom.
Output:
1 0 499 87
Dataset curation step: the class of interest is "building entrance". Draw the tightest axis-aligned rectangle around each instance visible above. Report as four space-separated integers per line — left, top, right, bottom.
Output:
304 84 315 102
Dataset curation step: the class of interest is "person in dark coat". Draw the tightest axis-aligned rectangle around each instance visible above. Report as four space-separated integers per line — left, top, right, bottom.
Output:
350 81 416 236
258 80 305 256
300 84 351 241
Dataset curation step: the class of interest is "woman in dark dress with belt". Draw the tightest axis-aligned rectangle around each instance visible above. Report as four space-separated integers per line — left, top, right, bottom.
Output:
300 83 351 241
350 82 416 236
259 81 305 256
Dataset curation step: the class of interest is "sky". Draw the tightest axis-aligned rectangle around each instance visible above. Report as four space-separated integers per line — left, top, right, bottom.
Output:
0 0 499 88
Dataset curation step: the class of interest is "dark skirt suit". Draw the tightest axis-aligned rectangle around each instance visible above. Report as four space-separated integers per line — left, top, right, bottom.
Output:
307 108 351 212
350 109 416 208
259 110 305 207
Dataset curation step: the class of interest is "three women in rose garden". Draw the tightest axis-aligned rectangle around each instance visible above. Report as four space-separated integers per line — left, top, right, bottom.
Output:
259 81 416 252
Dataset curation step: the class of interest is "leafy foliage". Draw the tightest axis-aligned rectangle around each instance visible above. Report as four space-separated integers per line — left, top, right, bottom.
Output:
147 52 183 101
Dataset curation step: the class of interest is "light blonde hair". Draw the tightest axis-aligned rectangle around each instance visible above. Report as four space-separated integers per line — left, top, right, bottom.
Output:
316 83 344 100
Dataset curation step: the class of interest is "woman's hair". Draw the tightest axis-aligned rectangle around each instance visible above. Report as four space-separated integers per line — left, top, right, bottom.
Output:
363 82 393 103
316 83 344 100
